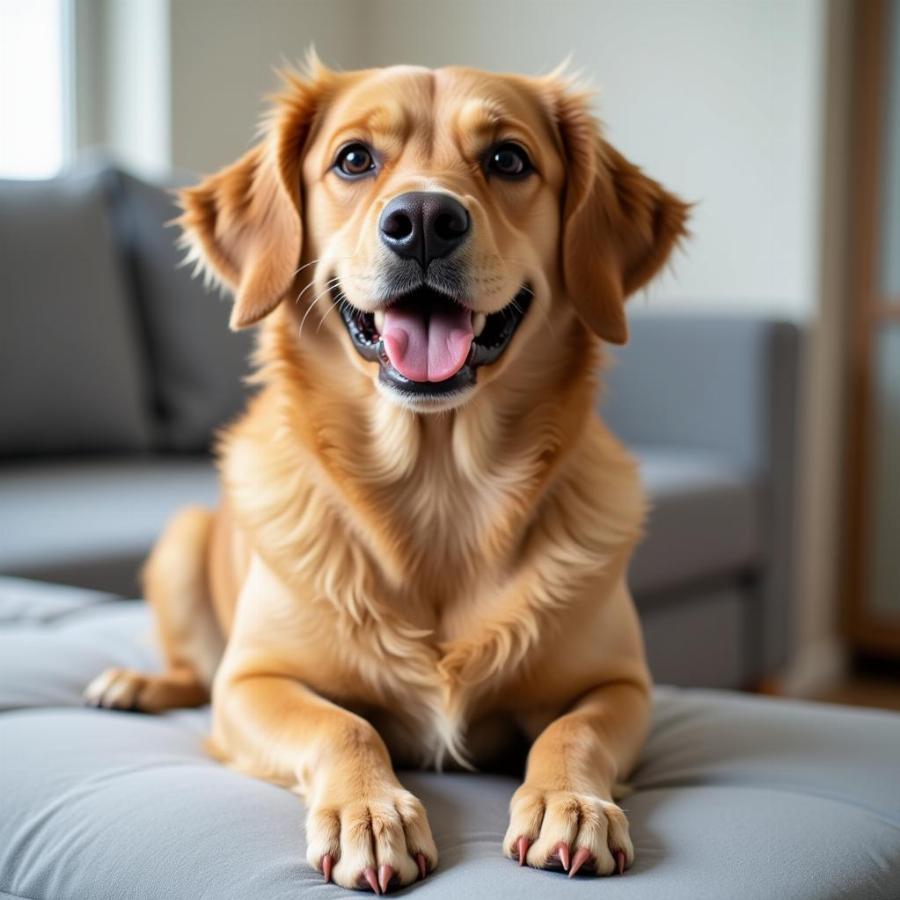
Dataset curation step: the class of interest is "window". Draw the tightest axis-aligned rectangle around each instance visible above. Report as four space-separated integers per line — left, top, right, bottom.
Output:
0 0 71 179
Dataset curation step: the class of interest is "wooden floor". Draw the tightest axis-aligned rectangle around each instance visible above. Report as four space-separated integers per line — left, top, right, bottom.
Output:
812 675 900 713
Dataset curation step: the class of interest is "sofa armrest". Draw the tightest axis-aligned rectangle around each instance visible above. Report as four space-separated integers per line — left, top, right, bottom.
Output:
600 312 803 679
600 313 801 473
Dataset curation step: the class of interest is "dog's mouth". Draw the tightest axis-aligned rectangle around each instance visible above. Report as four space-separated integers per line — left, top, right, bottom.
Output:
337 284 533 397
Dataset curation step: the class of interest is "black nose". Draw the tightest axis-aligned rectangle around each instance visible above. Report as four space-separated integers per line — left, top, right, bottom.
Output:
379 191 470 268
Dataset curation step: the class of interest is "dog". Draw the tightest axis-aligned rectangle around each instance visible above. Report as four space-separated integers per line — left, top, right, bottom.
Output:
84 57 688 893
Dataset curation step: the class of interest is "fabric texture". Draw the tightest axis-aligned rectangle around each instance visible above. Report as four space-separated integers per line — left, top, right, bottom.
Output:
600 313 799 473
0 165 151 456
112 170 254 452
1 579 898 900
0 458 218 596
630 449 760 596
640 583 749 688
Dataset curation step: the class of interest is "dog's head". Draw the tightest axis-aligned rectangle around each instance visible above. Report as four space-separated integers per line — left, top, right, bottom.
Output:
180 59 689 412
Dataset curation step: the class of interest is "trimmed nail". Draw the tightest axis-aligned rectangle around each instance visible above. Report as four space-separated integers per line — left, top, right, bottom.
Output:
615 849 627 875
416 852 428 880
321 853 333 883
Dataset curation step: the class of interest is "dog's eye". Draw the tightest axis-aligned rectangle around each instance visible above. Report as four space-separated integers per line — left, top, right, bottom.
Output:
486 143 534 179
334 143 376 179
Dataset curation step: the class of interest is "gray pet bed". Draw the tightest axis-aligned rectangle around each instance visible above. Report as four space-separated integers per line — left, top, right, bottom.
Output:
1 576 899 899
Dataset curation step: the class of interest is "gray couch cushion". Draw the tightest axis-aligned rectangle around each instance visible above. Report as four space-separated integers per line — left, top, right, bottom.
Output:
0 458 218 596
0 166 151 455
1 580 899 900
113 170 253 452
0 576 118 627
0 450 757 600
631 449 760 596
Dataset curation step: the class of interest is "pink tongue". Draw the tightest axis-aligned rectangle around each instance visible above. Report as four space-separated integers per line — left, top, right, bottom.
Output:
381 305 474 383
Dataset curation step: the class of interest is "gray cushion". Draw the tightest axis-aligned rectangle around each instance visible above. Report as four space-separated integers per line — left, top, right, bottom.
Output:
1 579 899 900
0 576 118 627
631 449 760 596
113 170 254 452
0 458 218 596
0 450 756 600
0 166 151 455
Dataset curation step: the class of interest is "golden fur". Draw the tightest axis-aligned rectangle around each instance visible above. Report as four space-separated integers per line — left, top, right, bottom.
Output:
85 58 688 892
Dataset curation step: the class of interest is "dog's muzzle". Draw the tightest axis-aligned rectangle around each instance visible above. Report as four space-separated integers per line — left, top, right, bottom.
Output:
338 284 533 398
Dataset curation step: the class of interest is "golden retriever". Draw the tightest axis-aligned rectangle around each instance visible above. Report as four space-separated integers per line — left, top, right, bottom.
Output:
85 57 688 893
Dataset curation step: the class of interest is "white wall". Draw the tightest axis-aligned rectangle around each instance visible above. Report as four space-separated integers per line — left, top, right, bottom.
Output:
161 0 826 316
82 0 825 314
105 0 170 176
169 0 364 175
78 0 826 314
358 0 826 317
73 0 170 176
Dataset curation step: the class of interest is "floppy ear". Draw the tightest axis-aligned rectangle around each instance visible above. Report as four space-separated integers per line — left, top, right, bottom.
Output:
177 72 322 330
554 89 690 344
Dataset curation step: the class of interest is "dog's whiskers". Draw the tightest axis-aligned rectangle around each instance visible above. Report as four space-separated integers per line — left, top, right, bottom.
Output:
294 277 321 306
292 257 325 278
291 256 357 279
298 278 341 342
316 290 349 334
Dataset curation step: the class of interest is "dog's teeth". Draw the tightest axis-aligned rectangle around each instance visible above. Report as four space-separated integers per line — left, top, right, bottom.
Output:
374 311 385 333
473 313 487 337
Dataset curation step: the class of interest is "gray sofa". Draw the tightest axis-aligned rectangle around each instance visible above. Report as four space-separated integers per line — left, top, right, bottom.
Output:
0 161 801 690
5 163 899 900
2 577 900 900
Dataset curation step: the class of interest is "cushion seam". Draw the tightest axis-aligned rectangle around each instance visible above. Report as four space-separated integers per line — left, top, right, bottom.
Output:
1 887 43 900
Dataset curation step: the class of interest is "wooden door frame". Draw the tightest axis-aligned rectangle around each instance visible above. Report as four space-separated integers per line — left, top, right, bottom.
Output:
842 0 900 653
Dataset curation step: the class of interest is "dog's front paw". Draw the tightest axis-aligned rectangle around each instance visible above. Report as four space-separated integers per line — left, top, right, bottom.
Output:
306 784 438 893
503 784 633 877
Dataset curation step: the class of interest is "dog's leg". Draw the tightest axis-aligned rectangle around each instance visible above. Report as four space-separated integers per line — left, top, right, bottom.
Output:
205 554 438 894
212 668 438 893
503 679 650 877
84 506 224 712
